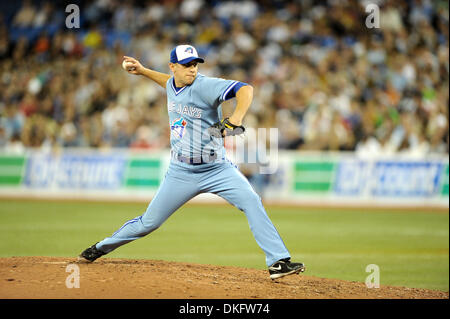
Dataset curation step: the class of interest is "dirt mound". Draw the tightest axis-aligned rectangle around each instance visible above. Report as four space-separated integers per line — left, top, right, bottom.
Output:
0 257 447 299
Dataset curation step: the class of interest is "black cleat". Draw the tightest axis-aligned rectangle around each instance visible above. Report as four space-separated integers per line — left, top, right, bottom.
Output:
77 243 106 263
268 258 305 279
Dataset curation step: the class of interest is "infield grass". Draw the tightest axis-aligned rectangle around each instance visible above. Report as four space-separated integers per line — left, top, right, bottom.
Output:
0 199 448 291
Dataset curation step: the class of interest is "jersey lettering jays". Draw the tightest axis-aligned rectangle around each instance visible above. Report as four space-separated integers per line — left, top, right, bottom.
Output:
168 102 202 118
166 73 245 159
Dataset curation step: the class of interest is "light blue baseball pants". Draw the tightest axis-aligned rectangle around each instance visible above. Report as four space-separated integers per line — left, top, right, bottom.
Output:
96 159 290 267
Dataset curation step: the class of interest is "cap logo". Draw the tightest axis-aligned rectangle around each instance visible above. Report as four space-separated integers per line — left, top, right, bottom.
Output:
184 47 194 54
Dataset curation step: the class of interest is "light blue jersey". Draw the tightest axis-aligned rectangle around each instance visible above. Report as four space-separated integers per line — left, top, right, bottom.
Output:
166 73 241 160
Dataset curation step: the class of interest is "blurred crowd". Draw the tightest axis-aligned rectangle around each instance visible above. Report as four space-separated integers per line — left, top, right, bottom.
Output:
0 0 448 157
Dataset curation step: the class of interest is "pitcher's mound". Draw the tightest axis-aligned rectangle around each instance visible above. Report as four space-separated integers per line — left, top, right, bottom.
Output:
0 257 447 299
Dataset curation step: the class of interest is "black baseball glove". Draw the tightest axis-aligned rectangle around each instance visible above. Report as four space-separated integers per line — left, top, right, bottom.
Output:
208 118 245 138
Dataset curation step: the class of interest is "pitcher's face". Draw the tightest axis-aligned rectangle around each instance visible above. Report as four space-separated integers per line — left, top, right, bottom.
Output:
169 61 199 87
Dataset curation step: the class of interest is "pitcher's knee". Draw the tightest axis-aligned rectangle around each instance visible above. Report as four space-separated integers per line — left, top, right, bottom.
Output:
138 218 162 236
240 190 263 211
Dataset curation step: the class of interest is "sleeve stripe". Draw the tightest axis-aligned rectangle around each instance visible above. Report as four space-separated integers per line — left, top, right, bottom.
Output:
220 81 238 101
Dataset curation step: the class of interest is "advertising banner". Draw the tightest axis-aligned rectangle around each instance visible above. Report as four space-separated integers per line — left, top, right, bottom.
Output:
0 150 448 207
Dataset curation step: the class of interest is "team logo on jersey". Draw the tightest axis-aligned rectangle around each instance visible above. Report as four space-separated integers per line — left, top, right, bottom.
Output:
170 117 187 138
184 46 194 54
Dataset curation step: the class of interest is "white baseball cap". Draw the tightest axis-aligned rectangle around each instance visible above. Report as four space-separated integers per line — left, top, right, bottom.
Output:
170 44 205 64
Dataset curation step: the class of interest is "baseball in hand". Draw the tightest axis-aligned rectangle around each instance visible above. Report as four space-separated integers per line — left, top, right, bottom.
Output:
122 60 136 72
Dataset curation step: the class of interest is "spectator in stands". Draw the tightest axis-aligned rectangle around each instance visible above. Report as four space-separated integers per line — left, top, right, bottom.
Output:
12 0 36 28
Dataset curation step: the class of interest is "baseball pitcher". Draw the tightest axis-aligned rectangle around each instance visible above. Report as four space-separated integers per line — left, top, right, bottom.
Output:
78 44 305 279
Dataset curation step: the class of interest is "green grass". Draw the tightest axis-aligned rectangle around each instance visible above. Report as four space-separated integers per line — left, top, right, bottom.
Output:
0 199 448 291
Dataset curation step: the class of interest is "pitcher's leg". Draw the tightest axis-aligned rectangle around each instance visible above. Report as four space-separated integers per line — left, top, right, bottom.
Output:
96 166 199 253
203 162 290 267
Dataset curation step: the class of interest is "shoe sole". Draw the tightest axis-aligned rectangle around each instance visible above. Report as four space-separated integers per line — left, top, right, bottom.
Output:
270 266 305 280
76 255 94 263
